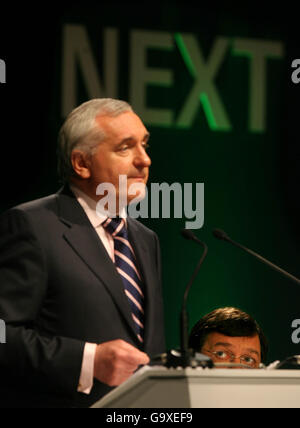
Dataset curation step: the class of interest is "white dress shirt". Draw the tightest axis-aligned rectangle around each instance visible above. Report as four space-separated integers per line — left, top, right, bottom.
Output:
70 185 126 394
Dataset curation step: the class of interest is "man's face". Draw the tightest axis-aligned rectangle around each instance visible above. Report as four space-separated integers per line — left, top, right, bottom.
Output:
201 332 261 368
87 111 151 206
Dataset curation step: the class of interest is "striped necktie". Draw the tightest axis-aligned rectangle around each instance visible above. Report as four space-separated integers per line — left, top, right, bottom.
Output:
102 217 145 343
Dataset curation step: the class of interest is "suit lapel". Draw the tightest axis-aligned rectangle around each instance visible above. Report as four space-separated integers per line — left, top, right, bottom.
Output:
56 187 138 339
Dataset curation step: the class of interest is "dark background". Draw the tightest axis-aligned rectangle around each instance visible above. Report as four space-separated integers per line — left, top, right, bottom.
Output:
0 2 300 364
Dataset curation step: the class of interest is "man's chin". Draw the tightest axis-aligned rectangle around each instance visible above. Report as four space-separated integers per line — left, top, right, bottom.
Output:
128 188 146 204
125 182 146 205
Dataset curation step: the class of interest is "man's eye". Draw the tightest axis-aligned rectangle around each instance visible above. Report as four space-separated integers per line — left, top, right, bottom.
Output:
119 145 129 151
215 351 228 359
143 143 150 150
241 356 256 364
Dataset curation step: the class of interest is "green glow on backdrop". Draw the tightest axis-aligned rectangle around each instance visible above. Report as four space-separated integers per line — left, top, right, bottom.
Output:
1 6 299 366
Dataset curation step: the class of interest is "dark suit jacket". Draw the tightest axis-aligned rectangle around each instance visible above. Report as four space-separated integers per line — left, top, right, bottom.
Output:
0 186 165 408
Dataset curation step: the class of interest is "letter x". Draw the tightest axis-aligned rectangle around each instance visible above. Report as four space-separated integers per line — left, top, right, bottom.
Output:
175 33 231 131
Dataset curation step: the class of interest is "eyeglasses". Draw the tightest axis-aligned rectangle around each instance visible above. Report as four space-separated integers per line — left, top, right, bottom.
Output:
203 348 259 368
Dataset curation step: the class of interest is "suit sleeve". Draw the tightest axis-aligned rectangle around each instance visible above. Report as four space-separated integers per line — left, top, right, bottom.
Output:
0 208 85 395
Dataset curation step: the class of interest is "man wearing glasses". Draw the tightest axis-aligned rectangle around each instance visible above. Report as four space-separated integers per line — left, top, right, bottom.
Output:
189 307 268 368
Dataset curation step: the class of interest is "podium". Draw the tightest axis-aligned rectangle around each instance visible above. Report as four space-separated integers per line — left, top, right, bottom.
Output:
91 365 300 408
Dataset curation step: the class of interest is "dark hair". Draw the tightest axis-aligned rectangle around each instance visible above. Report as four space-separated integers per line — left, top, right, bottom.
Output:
188 307 268 363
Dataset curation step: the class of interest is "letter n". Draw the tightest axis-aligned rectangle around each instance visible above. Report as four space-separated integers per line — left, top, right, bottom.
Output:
62 24 118 117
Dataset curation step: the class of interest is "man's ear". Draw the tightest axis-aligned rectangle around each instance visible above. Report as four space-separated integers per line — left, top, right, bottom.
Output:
71 150 91 179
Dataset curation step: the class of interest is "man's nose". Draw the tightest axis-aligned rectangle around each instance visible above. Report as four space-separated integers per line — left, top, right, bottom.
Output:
134 149 151 168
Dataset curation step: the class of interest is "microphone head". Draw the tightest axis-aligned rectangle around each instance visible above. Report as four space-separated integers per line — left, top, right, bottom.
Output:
213 228 230 241
181 229 197 241
181 229 208 252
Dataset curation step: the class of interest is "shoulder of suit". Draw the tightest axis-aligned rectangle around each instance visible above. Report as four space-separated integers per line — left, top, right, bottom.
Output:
0 194 59 226
0 194 60 239
10 194 58 214
127 216 158 238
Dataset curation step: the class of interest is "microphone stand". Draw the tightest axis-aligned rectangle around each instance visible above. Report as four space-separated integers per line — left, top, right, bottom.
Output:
213 229 300 286
180 230 208 367
152 229 213 369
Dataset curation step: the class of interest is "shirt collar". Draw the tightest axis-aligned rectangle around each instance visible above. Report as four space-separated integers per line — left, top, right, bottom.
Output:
70 184 127 228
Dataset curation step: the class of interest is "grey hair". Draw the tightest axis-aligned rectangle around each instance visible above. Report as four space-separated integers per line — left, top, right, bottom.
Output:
57 98 133 182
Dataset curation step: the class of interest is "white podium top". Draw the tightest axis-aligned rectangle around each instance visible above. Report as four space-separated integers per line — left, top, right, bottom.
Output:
92 365 300 408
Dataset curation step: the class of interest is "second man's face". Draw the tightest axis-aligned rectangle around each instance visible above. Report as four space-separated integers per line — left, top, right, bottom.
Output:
201 332 261 368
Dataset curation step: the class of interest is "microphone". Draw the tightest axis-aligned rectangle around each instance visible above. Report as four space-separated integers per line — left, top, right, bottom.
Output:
180 229 208 366
213 228 300 286
269 355 300 369
150 229 212 368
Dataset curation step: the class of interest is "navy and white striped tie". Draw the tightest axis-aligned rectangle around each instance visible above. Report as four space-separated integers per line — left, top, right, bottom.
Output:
103 217 145 343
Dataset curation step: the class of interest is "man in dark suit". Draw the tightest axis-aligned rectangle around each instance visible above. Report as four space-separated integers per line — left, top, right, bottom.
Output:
0 98 165 407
